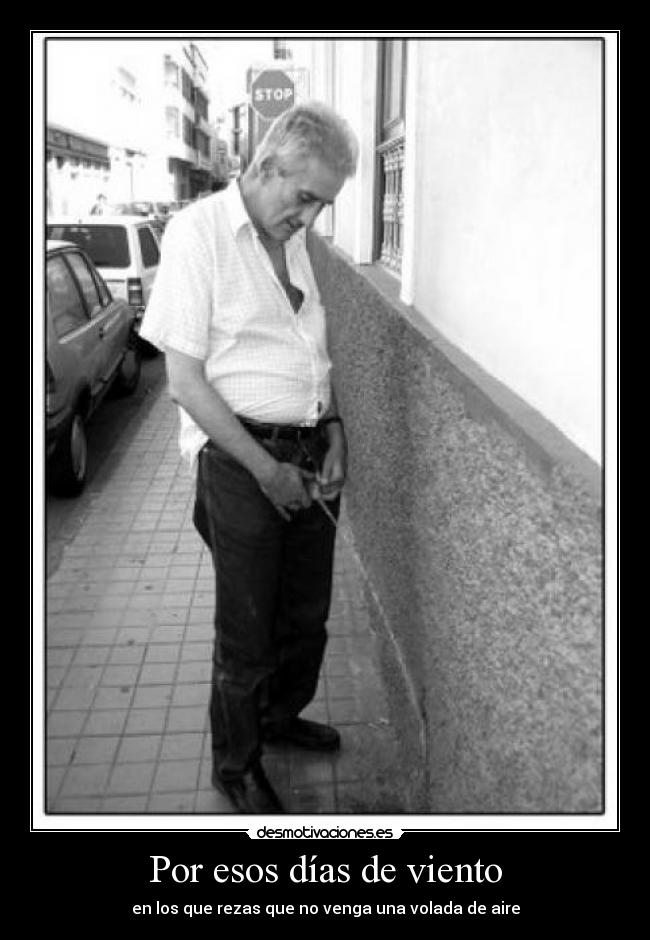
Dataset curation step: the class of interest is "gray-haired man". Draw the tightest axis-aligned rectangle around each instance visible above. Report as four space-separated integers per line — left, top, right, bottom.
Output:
140 102 358 813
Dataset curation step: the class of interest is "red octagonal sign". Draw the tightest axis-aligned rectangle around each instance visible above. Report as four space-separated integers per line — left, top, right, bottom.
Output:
251 69 295 120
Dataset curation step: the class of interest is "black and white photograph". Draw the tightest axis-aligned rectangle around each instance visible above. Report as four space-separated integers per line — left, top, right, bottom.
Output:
33 31 617 828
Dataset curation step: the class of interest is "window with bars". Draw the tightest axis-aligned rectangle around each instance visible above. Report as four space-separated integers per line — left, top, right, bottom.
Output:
195 91 208 121
181 68 193 103
183 115 194 147
376 40 407 275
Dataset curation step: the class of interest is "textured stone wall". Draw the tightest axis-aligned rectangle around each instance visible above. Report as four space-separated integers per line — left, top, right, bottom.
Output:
310 235 603 814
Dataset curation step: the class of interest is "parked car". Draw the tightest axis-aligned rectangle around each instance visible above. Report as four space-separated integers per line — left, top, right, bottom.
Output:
111 200 171 228
46 216 160 355
46 240 141 496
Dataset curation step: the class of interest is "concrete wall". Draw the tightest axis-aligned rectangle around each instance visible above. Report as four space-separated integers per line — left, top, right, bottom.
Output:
309 234 603 814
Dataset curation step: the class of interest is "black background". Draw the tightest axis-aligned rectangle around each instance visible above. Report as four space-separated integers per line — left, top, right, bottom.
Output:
29 829 622 928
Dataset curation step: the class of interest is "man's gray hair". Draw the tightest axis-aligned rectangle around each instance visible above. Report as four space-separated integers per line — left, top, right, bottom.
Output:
252 101 359 179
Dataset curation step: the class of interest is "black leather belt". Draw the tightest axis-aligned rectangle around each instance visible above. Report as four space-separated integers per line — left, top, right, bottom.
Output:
238 417 322 442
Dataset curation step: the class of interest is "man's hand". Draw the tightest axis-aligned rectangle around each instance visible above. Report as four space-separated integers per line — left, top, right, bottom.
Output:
256 461 315 521
317 423 348 501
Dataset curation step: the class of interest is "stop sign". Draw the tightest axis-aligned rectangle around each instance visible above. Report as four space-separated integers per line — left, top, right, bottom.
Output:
251 69 295 120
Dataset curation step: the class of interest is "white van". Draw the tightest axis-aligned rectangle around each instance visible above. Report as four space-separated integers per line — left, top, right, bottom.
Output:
46 216 161 350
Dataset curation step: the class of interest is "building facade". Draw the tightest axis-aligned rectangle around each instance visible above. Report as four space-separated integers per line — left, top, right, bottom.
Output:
305 38 604 813
46 39 220 213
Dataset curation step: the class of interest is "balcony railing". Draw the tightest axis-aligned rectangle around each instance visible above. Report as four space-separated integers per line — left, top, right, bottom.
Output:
378 135 405 275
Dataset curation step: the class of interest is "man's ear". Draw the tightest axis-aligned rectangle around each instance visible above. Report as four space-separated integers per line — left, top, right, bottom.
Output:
258 156 277 181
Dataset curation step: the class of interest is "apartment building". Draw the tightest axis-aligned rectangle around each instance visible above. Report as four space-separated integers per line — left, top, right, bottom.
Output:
46 39 219 212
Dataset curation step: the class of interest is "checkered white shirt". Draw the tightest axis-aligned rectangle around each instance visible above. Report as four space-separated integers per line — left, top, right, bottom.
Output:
140 184 332 468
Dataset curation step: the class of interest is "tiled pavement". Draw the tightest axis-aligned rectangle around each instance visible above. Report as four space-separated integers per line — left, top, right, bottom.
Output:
45 367 405 816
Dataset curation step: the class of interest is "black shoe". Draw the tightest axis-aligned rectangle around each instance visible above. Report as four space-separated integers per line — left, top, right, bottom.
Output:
263 717 341 752
212 761 284 814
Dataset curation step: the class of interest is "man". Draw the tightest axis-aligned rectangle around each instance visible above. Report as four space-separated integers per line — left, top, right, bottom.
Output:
140 102 358 813
89 193 108 215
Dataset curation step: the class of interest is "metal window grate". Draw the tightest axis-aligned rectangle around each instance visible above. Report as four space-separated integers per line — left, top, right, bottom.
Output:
378 135 405 274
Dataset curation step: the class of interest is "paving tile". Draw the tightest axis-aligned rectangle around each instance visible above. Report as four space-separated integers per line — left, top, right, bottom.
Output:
62 665 104 689
100 665 141 686
52 796 103 813
60 763 111 797
83 710 128 736
185 624 213 641
52 687 97 711
47 629 82 648
144 644 181 663
150 625 186 643
47 648 75 667
46 767 66 806
71 736 120 765
47 667 67 688
124 709 167 735
90 611 124 629
152 760 200 793
47 737 77 767
93 686 135 710
101 795 150 813
108 645 146 665
177 661 211 684
48 711 88 737
139 663 177 685
160 733 204 761
148 791 196 813
117 735 162 763
79 628 119 646
72 646 112 666
194 789 235 814
106 762 156 796
180 642 212 662
166 707 206 733
132 685 174 709
171 683 210 707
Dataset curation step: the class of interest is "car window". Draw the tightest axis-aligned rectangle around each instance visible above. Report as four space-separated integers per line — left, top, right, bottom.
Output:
138 226 160 267
91 266 113 307
46 224 131 268
47 255 89 338
66 251 102 316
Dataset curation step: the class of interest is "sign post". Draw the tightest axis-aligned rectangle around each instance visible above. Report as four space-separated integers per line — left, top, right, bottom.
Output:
250 69 295 120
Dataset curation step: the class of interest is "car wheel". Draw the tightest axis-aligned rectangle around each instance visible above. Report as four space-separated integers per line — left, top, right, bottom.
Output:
114 343 142 396
137 336 159 359
49 410 88 497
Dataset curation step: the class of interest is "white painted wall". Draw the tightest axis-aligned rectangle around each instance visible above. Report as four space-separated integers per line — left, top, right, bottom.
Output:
331 41 377 264
324 38 602 463
412 40 602 463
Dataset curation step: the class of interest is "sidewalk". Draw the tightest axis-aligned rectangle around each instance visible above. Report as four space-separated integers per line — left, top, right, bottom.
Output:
45 373 406 815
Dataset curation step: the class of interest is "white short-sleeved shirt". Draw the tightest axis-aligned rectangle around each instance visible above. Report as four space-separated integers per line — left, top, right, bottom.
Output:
139 184 332 468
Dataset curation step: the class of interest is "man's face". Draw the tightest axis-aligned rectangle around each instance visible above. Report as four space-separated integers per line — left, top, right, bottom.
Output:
252 153 344 242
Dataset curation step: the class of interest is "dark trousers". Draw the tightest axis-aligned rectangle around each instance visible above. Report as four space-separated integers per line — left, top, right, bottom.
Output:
193 436 339 782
